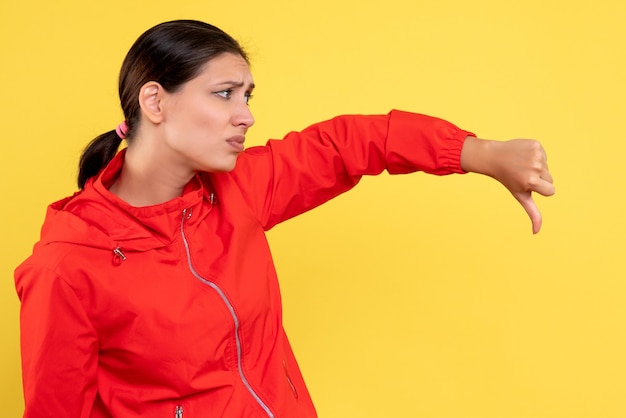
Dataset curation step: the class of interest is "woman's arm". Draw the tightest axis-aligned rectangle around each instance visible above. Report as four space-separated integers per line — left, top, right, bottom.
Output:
232 110 555 233
15 264 99 418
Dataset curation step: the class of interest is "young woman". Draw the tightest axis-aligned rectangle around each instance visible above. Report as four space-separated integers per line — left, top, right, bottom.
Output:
15 20 554 418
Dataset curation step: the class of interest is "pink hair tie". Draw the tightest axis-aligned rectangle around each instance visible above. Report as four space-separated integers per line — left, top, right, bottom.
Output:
115 121 129 139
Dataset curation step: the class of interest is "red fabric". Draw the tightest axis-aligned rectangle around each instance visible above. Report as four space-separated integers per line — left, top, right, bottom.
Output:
15 110 472 417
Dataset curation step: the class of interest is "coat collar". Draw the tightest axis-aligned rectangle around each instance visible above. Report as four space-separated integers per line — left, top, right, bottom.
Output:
40 150 213 253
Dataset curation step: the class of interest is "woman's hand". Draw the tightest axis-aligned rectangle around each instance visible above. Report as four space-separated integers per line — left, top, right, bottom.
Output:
460 137 555 234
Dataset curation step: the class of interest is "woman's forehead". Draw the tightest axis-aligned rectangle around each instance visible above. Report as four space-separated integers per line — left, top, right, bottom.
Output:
198 53 253 84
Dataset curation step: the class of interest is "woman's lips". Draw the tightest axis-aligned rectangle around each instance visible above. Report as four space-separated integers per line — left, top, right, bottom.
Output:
226 135 245 152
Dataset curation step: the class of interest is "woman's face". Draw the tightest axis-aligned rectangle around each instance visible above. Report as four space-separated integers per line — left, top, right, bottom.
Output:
160 52 255 174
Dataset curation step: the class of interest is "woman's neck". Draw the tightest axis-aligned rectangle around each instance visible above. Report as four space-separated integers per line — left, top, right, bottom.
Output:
109 144 195 207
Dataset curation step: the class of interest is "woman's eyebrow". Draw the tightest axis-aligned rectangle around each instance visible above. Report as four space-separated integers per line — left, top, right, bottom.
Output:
214 80 255 90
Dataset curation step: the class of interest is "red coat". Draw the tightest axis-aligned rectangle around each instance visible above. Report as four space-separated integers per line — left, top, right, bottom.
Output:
15 110 472 417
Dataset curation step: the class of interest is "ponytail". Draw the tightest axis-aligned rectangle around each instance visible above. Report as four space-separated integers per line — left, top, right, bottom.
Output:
77 130 122 189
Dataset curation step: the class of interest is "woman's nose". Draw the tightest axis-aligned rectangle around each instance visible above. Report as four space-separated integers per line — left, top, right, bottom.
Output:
233 102 255 128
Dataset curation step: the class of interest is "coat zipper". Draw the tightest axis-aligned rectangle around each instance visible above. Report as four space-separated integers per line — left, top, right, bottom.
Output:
180 208 274 418
174 405 183 418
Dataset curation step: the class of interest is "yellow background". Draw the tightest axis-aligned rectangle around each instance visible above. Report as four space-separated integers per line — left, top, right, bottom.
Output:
1 0 624 417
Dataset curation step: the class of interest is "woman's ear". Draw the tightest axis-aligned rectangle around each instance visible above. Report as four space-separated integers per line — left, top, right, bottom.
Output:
138 81 165 124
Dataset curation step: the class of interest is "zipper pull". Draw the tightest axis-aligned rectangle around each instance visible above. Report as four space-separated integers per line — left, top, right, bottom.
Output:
182 208 193 221
112 246 126 265
175 405 183 418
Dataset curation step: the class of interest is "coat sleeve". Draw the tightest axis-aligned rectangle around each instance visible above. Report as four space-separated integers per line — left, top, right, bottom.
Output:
231 109 474 230
15 262 99 418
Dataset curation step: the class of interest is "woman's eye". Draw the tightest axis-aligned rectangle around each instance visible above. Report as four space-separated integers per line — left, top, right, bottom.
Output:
245 93 254 105
215 90 232 99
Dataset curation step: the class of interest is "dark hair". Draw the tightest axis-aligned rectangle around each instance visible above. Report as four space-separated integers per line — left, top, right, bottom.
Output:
77 20 248 189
